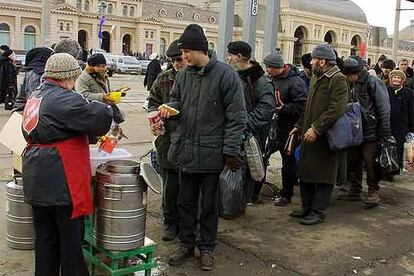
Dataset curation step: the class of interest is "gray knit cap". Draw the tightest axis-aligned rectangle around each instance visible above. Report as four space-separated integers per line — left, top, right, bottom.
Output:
44 53 82 80
263 49 284 68
54 38 82 58
311 44 336 60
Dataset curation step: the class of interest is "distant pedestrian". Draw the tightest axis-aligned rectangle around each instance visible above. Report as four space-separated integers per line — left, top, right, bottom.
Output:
0 49 18 110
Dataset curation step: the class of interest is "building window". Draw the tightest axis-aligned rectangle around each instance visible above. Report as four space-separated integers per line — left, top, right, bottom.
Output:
145 30 149 39
123 5 128 16
158 8 167 17
160 38 166 56
59 22 64 31
107 3 113 14
24 25 36 51
208 16 216 24
150 31 154 39
84 0 90 11
76 0 81 9
0 23 10 46
66 23 70 32
193 13 200 22
130 6 135 17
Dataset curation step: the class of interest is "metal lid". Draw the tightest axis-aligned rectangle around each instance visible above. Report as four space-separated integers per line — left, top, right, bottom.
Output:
139 162 162 195
106 160 139 174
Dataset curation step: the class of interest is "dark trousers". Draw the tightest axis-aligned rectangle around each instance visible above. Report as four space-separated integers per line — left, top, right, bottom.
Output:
244 165 264 204
161 168 180 226
300 182 334 215
32 205 89 276
178 172 219 252
279 131 298 199
347 141 381 193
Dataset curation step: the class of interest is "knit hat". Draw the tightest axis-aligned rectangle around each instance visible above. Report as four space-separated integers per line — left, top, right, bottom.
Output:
44 53 82 80
389 69 406 82
301 53 312 70
88 53 107 66
381 59 396 70
227 41 252 59
0 45 10 51
342 58 361 75
311 44 336 60
54 39 82 58
378 54 387 62
178 24 208 52
263 49 284 68
348 55 365 71
166 40 182 58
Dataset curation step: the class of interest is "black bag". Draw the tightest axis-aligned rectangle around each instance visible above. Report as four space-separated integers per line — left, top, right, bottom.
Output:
376 137 400 173
4 92 15 110
219 166 244 219
264 113 281 162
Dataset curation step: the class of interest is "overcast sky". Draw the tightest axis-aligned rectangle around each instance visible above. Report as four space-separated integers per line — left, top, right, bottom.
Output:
351 0 414 34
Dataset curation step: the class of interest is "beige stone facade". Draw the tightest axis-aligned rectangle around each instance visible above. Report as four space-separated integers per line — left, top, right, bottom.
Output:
1 0 414 64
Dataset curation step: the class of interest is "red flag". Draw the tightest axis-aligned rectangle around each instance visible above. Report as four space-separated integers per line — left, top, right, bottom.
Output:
359 42 367 58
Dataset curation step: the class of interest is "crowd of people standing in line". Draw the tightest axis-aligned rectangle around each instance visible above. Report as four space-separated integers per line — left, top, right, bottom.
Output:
0 20 413 274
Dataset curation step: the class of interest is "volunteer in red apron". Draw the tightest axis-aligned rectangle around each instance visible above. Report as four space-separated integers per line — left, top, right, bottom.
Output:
21 53 113 276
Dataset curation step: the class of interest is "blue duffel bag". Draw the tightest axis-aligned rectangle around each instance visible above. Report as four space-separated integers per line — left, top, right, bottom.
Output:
326 102 363 151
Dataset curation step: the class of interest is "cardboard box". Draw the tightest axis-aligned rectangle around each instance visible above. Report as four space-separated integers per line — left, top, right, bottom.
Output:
0 113 26 172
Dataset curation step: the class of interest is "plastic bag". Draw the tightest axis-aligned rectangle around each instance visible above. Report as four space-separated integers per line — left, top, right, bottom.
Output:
376 137 400 173
219 166 244 218
244 133 265 181
403 142 414 170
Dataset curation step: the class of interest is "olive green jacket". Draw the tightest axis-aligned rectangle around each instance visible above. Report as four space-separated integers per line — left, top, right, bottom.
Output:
298 66 349 185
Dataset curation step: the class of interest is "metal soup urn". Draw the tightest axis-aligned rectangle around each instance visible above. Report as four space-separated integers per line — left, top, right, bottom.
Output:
93 160 161 251
5 176 35 250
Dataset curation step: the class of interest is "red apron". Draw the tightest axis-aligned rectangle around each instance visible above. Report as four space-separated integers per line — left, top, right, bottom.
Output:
30 136 92 219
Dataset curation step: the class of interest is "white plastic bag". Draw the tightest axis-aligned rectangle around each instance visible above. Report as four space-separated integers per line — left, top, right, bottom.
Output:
243 133 265 181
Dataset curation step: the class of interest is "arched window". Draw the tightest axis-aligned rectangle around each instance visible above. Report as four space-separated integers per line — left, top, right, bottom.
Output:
107 3 113 14
84 0 90 11
160 38 166 56
123 5 128 16
76 0 81 9
24 25 36 51
0 23 10 46
129 6 135 17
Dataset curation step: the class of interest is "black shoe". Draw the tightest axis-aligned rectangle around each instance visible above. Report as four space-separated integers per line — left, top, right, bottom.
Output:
337 191 361 201
274 196 291 207
162 224 178 241
200 251 214 271
289 209 309 218
168 246 194 267
300 212 325 225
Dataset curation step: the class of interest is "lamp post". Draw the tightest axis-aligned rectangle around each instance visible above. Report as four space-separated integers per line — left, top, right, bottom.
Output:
97 1 107 49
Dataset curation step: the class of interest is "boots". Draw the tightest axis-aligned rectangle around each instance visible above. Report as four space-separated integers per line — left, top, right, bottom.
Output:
364 190 380 206
168 246 194 266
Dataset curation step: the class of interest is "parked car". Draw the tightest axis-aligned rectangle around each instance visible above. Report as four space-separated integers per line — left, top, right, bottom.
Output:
116 56 141 75
91 48 107 55
103 54 118 77
139 60 151 75
14 54 26 73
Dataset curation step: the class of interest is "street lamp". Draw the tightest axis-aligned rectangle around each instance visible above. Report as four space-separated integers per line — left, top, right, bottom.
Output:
97 1 107 49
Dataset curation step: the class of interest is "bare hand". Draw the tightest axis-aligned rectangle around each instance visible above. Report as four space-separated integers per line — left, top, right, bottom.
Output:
103 93 115 104
303 128 318 143
158 106 171 118
275 91 284 111
150 121 165 136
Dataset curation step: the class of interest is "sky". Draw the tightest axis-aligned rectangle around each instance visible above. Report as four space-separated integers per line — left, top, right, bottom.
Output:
351 0 414 35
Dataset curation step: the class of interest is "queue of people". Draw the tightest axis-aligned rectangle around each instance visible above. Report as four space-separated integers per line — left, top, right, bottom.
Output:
1 21 413 275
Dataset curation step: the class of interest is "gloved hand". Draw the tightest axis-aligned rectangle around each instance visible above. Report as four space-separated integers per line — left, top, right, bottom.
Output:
225 154 243 172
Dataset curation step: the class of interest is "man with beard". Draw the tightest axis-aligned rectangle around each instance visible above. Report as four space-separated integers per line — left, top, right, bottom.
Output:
339 57 391 205
147 40 188 241
263 49 307 207
226 41 275 206
290 44 348 225
159 24 246 271
387 70 414 174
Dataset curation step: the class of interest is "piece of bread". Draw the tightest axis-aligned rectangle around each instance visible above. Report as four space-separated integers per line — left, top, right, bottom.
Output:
160 104 180 116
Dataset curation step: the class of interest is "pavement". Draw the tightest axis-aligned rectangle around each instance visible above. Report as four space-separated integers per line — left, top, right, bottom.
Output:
0 73 414 276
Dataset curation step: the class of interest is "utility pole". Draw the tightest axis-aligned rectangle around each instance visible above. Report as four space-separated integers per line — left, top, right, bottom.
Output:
217 0 235 62
41 0 51 46
263 0 280 56
392 0 401 62
242 0 258 58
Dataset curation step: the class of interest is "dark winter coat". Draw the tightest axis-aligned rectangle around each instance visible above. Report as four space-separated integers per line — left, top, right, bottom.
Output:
238 61 275 149
387 85 414 145
144 59 162 91
297 66 349 185
350 70 391 142
0 55 17 103
167 57 247 173
22 81 113 206
148 68 179 169
272 64 308 133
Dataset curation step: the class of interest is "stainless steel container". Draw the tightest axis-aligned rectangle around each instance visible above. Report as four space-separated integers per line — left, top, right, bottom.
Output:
5 177 35 250
93 160 147 251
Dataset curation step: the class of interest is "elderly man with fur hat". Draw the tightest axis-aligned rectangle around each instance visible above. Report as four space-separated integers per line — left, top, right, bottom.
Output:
339 57 391 205
22 53 113 276
147 40 188 241
387 69 414 175
289 44 348 225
